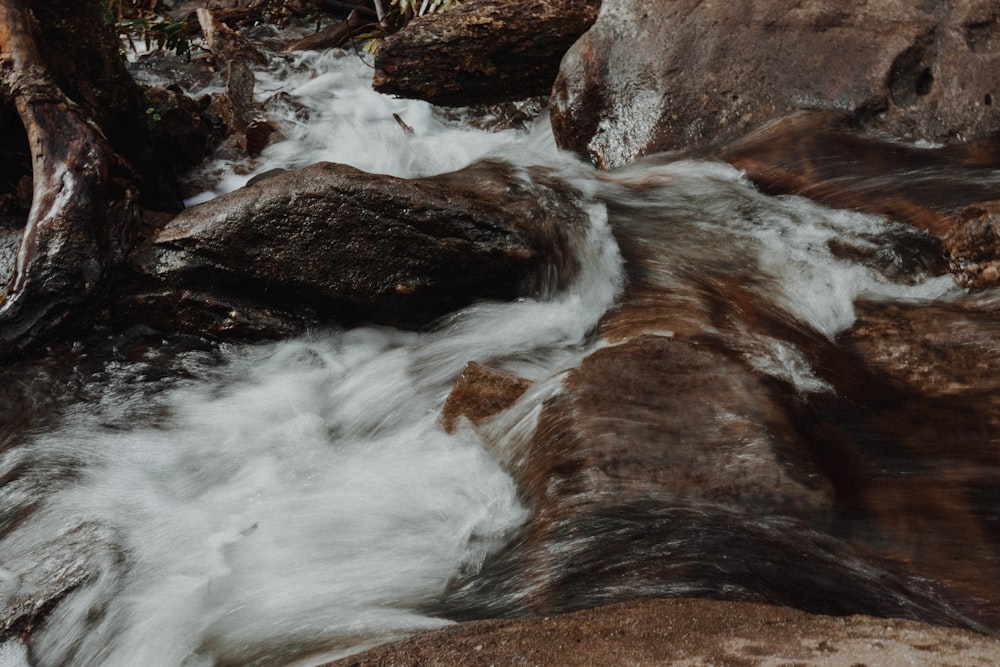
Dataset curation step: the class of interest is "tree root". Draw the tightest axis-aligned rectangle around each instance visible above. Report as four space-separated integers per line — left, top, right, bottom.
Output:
0 0 138 356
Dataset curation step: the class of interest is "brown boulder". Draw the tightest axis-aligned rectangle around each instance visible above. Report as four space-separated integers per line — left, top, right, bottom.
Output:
552 0 1000 168
124 160 584 338
841 298 1000 400
373 0 600 107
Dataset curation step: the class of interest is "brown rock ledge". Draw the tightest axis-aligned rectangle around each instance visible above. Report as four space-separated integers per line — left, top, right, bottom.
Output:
326 598 1000 666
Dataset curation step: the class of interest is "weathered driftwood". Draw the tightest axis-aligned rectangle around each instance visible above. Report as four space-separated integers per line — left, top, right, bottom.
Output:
196 8 267 66
0 0 138 356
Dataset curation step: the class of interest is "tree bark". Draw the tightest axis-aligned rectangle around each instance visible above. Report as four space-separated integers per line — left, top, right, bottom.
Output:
0 0 138 356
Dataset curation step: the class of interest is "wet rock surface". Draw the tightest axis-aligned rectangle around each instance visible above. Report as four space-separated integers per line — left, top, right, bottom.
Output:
328 598 1000 667
945 201 1000 288
716 113 1000 236
552 0 1000 168
373 0 600 107
431 171 1000 632
843 298 1000 398
123 160 584 338
0 523 124 640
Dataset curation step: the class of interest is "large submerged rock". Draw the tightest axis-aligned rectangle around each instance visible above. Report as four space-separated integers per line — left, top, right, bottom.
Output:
123 160 584 338
552 0 1000 168
434 179 1000 630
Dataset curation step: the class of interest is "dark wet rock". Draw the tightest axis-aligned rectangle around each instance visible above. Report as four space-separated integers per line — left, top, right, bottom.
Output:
245 119 281 158
373 0 600 107
825 231 947 285
326 598 1000 667
142 86 216 171
119 288 317 341
220 60 256 135
552 0 1000 168
0 523 124 640
944 201 1000 288
244 167 290 187
440 361 532 433
127 50 218 94
124 160 584 337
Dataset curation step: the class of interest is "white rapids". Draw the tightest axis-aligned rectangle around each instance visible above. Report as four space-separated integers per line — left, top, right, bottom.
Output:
0 39 965 667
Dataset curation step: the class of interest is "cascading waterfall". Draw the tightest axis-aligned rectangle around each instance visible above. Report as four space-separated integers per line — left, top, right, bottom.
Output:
1 42 991 667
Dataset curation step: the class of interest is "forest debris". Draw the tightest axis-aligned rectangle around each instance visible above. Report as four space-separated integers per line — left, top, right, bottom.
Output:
196 7 267 66
287 9 371 52
392 113 413 135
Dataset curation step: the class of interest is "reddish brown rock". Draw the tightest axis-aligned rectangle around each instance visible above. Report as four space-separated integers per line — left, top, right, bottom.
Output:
436 227 1000 627
441 362 532 434
717 113 1000 236
842 298 1000 397
373 0 600 107
552 0 1000 168
944 201 1000 288
512 334 831 520
326 598 1000 667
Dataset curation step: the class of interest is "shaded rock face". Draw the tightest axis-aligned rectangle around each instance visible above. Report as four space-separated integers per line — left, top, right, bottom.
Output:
328 598 1000 667
551 0 1000 168
123 160 585 338
373 0 601 107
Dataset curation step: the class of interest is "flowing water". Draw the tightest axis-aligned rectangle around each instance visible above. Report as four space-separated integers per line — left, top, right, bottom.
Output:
1 46 999 666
